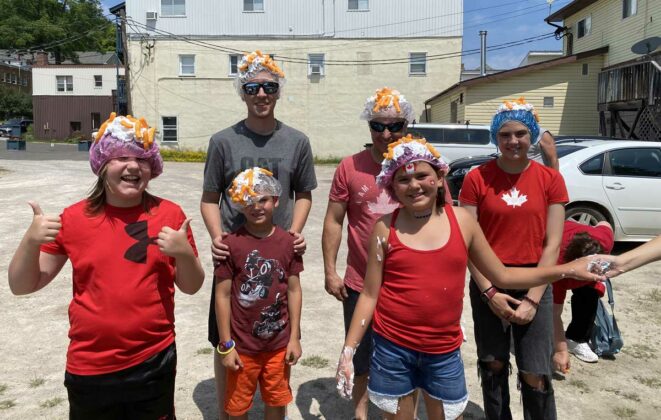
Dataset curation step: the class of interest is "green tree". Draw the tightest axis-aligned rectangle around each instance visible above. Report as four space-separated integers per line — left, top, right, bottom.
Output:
0 0 115 63
0 87 33 120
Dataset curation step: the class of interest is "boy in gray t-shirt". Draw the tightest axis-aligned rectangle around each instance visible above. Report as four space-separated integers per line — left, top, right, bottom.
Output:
200 50 316 420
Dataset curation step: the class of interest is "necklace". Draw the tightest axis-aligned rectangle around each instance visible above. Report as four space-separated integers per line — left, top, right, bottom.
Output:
413 209 432 219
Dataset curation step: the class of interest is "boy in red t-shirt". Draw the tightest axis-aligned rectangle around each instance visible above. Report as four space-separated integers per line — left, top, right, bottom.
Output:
553 220 614 372
214 167 303 419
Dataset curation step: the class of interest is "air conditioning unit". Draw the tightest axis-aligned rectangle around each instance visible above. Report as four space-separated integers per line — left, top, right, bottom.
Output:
309 64 322 75
146 11 158 20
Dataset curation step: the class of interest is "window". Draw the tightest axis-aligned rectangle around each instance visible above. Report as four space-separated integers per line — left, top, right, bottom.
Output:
162 117 178 142
623 0 637 18
582 63 589 75
229 54 241 75
91 113 101 130
580 154 604 175
94 75 103 88
243 0 264 12
308 53 325 76
543 97 554 108
348 0 368 10
70 121 81 134
409 52 427 75
161 0 185 16
610 148 661 177
57 75 73 92
11 74 17 84
577 15 591 38
179 55 195 76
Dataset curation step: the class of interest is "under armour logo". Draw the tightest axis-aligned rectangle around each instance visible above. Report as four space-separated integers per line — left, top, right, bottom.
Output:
124 221 156 264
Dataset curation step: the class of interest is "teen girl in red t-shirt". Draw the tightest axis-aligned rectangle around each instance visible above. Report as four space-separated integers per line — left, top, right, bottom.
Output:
8 114 205 419
335 136 598 420
459 98 568 420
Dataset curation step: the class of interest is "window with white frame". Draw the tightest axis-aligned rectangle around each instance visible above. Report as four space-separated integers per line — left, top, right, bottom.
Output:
348 0 368 11
179 55 195 76
409 52 427 75
243 0 264 12
94 75 103 88
543 96 554 108
577 15 591 38
229 54 241 76
57 75 73 92
161 0 185 16
162 116 178 142
622 0 637 18
11 73 17 84
308 53 325 76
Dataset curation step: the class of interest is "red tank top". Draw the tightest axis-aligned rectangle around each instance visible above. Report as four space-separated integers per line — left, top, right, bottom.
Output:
372 204 467 354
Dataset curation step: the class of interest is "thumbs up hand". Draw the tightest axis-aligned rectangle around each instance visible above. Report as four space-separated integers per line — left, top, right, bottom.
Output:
26 201 61 245
157 218 194 258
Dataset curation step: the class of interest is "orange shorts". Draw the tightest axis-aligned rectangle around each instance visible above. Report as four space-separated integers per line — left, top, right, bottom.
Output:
224 347 292 416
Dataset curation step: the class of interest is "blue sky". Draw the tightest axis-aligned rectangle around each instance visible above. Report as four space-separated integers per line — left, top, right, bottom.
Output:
100 0 569 69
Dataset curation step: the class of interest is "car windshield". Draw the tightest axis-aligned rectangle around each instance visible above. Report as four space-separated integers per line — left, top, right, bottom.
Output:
408 127 490 145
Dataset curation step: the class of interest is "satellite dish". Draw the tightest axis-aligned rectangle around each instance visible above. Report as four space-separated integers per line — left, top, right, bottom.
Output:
631 37 661 55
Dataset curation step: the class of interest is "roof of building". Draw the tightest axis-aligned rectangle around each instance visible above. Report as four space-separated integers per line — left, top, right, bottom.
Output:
425 46 608 105
546 0 599 22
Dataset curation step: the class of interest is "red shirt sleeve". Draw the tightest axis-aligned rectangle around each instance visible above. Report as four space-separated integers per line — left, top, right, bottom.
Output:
592 225 615 253
213 237 235 280
546 170 569 204
290 254 304 277
329 159 350 203
458 169 480 206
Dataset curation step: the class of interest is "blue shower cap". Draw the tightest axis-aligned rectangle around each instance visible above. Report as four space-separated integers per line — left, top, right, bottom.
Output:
490 98 540 145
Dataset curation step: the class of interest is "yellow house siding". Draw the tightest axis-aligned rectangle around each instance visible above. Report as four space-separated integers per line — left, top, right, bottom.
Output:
459 55 604 135
428 88 465 123
564 0 661 66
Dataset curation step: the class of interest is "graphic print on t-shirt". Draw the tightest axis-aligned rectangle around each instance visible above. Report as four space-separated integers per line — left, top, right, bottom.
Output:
239 249 286 308
252 292 287 339
124 221 157 264
501 187 528 208
366 189 399 214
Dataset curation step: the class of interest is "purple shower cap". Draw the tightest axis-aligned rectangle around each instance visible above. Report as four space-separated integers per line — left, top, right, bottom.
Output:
89 113 163 178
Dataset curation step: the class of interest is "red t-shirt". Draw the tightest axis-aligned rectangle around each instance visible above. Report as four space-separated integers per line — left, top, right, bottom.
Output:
459 160 568 265
40 198 197 376
214 227 303 356
329 149 452 291
372 205 467 354
552 221 614 304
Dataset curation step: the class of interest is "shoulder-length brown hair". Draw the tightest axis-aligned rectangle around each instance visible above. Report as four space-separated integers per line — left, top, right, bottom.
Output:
85 166 158 216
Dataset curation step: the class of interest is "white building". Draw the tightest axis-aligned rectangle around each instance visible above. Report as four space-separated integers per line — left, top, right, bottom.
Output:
120 0 463 156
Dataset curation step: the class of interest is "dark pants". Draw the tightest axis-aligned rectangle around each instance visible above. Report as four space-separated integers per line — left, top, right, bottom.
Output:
565 286 600 343
65 343 177 420
470 280 556 420
343 286 373 376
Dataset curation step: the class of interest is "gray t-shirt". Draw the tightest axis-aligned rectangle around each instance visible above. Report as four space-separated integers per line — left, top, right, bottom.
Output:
203 120 318 233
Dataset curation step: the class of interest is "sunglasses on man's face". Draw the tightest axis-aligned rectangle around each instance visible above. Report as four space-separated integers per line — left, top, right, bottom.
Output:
242 81 280 95
369 120 406 133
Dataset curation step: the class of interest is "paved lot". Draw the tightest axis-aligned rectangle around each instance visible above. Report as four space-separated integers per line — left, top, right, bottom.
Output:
1 154 660 419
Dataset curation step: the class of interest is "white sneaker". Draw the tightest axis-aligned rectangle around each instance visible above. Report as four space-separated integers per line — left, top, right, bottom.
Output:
567 339 599 363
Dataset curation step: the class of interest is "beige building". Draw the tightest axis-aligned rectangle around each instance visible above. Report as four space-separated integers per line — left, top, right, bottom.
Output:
119 0 463 157
427 0 660 140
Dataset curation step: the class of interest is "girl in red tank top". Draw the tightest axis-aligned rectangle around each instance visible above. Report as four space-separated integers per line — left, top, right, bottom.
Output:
334 136 607 420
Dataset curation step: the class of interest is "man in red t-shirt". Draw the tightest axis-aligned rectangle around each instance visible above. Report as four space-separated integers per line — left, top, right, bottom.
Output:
322 87 452 419
552 220 614 372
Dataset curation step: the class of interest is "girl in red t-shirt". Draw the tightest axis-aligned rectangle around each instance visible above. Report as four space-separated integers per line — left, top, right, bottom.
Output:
459 98 568 420
335 136 596 420
8 113 205 419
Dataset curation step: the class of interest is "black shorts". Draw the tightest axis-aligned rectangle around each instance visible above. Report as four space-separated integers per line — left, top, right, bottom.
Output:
343 286 373 377
65 343 177 420
208 280 220 346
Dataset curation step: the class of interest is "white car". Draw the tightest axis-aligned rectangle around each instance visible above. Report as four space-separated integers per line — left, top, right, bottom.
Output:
407 123 496 163
559 139 661 242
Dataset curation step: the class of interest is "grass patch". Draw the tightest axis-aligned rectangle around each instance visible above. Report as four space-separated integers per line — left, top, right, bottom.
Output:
29 378 45 388
0 384 6 395
645 288 661 303
299 355 329 369
635 375 661 389
622 343 657 360
0 400 15 409
613 407 636 418
40 397 64 408
605 387 641 402
196 347 213 356
568 378 590 392
160 149 207 162
313 156 342 165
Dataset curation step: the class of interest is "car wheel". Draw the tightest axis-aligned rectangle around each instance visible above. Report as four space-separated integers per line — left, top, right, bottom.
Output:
565 206 607 226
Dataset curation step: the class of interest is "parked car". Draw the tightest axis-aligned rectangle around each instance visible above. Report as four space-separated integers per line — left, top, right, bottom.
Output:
407 123 495 163
0 126 11 137
447 139 661 242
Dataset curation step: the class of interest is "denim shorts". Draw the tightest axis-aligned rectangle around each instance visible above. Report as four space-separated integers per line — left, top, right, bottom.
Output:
368 333 468 405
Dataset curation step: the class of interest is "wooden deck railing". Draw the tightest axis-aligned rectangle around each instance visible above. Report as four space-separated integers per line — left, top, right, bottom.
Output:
598 61 661 105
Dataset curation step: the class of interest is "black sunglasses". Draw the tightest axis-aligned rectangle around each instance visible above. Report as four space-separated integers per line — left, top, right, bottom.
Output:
369 120 406 133
242 81 280 95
